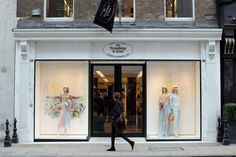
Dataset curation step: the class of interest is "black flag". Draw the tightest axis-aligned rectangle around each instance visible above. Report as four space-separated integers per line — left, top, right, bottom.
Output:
93 0 118 33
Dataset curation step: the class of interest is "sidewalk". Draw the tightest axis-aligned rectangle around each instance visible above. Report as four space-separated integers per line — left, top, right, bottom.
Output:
1 141 236 157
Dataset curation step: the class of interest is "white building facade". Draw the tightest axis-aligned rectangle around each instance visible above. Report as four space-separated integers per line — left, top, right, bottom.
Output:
13 28 222 142
0 0 17 140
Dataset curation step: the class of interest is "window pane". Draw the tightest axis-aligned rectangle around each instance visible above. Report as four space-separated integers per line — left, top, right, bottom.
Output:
46 0 73 17
223 59 234 102
35 61 88 140
122 66 143 134
166 0 193 18
117 0 134 18
92 66 114 134
92 65 144 136
147 61 200 139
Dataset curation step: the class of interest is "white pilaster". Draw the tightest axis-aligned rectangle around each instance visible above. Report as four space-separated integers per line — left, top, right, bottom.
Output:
15 40 35 142
204 40 221 141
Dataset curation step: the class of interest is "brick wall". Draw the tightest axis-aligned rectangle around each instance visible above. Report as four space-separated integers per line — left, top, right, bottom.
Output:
17 0 44 19
17 0 34 18
195 0 216 20
136 0 164 19
75 0 100 19
17 0 216 21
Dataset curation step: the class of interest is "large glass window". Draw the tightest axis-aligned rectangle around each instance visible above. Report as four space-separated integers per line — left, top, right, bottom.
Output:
165 0 194 18
45 0 73 19
116 0 135 20
35 61 88 140
147 61 200 140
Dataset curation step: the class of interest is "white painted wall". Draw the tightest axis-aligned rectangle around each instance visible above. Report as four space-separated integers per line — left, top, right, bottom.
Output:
0 0 16 140
35 41 200 60
203 41 221 141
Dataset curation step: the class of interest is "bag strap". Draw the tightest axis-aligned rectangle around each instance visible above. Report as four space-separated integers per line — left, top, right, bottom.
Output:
119 101 123 113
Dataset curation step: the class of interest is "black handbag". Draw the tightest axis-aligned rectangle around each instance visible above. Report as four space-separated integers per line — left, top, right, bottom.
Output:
115 113 126 132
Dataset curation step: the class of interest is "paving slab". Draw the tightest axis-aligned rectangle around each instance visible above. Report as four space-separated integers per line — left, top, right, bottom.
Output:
0 142 236 157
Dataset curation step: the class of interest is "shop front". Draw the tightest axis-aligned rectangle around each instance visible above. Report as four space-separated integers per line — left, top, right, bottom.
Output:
13 28 221 142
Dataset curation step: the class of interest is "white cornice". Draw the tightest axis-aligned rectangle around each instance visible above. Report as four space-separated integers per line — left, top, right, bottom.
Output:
13 28 222 41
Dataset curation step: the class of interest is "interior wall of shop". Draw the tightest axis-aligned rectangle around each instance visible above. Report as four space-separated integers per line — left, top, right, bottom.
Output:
15 39 221 142
0 0 16 140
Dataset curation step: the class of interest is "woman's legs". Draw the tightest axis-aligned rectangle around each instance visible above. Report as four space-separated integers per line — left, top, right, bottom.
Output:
107 124 116 151
116 131 135 150
116 132 132 143
107 124 135 151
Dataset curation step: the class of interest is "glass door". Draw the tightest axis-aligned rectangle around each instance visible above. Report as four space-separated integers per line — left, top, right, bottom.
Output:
121 66 143 134
91 64 145 137
92 65 115 136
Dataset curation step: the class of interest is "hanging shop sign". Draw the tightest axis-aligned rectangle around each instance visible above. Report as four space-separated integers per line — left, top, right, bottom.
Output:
103 42 133 57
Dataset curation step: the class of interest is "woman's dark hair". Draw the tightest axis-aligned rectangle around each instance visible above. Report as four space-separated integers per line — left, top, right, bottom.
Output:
113 92 121 99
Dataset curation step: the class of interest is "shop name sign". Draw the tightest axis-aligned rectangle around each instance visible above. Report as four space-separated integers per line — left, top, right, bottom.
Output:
103 42 133 57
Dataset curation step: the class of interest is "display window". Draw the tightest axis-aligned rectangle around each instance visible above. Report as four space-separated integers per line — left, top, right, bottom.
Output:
35 61 88 140
147 61 200 140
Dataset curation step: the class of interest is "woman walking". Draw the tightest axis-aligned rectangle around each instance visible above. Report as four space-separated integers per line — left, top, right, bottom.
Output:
107 92 135 151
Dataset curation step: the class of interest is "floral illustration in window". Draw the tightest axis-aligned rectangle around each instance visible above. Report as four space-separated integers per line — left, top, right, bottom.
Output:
44 86 85 135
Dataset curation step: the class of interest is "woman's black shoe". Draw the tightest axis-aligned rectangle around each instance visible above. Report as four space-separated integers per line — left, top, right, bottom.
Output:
130 141 135 151
107 147 115 151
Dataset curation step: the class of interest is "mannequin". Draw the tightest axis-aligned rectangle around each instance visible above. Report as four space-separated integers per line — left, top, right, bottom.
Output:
56 87 73 135
169 87 180 137
159 87 171 136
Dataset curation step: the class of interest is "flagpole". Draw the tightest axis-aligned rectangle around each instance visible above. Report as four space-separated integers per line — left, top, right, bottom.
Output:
118 0 122 25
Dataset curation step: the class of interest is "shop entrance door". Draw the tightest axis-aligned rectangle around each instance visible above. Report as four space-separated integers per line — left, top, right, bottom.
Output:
91 64 145 137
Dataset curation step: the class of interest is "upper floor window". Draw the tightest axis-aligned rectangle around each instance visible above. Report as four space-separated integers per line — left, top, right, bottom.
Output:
44 0 73 20
165 0 194 19
116 0 135 21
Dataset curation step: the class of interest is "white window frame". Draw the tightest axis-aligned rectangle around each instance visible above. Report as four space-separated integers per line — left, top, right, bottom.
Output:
44 0 74 21
115 0 136 22
164 0 195 21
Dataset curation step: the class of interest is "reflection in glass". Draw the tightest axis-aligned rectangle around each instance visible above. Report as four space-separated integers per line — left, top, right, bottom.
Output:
223 59 234 101
166 0 193 18
46 0 73 17
122 66 143 133
93 66 114 134
116 0 134 18
92 65 143 136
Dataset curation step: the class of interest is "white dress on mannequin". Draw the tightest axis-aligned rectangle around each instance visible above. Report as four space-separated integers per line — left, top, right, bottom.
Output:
169 89 180 137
